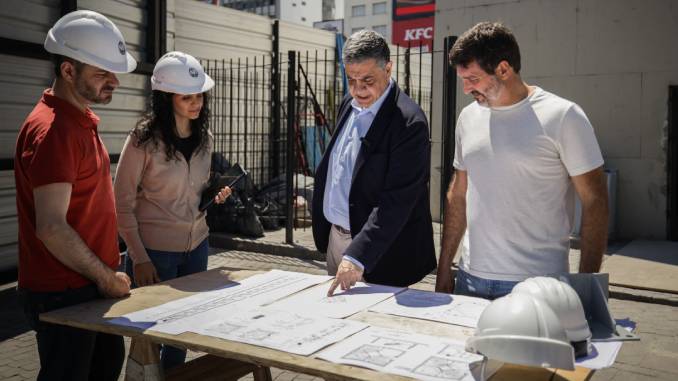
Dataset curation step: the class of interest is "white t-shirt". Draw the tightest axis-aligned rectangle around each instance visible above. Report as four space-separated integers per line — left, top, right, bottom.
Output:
454 87 604 281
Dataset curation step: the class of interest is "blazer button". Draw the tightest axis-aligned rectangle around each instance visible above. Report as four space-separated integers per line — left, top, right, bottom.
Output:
349 203 355 208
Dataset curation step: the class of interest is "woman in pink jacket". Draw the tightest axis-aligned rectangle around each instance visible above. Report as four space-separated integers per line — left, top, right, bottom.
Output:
114 51 230 370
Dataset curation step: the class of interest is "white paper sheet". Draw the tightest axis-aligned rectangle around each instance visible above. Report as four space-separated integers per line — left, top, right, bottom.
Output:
193 309 369 356
266 282 405 318
369 289 490 328
576 341 623 369
109 270 332 334
317 327 489 381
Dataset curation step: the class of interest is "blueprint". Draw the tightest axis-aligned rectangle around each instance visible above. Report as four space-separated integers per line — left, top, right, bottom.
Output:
109 270 332 334
369 289 490 328
194 309 369 355
317 327 488 381
267 282 405 318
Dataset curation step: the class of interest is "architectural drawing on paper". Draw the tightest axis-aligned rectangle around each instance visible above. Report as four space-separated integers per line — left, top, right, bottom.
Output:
413 356 469 380
155 274 311 324
342 336 419 366
317 327 484 381
411 346 481 380
197 309 369 356
237 328 276 341
322 295 348 304
344 344 405 367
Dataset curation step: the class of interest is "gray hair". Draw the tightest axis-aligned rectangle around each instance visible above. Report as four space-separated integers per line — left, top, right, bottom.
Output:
342 29 390 67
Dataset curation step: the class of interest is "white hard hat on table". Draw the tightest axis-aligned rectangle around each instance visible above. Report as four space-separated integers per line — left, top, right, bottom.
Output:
512 276 592 357
465 292 576 370
44 10 137 73
151 51 215 95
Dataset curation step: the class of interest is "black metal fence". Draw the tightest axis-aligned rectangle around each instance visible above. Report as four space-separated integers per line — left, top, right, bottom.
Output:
202 38 455 246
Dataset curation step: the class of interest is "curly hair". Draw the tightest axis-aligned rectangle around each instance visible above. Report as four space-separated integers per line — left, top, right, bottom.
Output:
449 22 522 75
131 90 211 161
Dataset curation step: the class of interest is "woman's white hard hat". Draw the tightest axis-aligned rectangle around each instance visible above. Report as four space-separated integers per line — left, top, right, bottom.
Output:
151 51 214 95
44 10 137 73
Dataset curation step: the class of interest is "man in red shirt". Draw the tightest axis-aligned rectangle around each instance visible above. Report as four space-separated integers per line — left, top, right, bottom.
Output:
14 10 137 381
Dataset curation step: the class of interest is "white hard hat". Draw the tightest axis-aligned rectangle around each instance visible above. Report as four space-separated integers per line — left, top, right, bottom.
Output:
513 277 592 357
44 10 137 73
151 51 215 95
466 292 576 370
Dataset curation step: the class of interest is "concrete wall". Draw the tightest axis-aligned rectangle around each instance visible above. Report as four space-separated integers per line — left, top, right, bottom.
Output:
432 0 675 239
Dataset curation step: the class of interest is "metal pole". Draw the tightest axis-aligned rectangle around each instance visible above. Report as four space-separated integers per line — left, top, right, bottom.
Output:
285 51 296 244
270 20 281 180
441 36 458 223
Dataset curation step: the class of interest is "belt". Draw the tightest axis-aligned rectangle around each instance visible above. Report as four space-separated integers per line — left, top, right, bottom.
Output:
333 224 351 235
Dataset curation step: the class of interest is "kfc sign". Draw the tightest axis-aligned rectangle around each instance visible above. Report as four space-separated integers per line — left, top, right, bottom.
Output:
404 27 433 41
392 1 435 51
393 17 434 51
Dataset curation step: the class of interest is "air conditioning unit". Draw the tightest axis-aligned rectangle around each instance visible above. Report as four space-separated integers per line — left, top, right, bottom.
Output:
572 169 617 240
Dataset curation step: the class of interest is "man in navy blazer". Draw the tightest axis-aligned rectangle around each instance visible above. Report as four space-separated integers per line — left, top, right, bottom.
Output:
312 30 436 295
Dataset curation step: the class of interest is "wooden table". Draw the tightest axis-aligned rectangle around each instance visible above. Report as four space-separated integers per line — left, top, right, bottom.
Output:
40 267 593 381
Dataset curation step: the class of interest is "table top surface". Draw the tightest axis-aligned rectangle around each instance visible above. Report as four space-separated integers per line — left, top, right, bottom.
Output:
40 267 593 381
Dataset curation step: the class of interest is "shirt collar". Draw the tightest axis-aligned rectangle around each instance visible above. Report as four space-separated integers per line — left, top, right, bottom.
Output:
41 89 100 130
350 78 394 116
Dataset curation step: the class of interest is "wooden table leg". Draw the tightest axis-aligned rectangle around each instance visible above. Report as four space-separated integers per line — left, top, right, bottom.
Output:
125 337 163 381
252 366 273 381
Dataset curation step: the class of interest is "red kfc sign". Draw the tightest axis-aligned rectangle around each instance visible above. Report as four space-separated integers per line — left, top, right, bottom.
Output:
393 16 435 51
392 0 435 51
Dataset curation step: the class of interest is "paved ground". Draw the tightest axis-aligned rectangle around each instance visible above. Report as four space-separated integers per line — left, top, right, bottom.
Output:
0 248 677 380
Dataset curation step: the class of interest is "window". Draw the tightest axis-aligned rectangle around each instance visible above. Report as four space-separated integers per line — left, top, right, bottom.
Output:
373 25 388 38
352 5 366 17
373 2 387 15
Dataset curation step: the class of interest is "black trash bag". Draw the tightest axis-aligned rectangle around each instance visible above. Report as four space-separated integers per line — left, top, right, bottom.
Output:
236 200 264 238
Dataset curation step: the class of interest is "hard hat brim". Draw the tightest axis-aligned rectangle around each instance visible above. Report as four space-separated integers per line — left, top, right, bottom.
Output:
151 73 215 95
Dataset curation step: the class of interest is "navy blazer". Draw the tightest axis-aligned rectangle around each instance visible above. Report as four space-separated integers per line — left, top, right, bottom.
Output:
312 83 436 287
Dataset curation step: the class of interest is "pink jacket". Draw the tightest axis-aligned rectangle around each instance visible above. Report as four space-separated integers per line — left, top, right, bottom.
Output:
114 134 212 264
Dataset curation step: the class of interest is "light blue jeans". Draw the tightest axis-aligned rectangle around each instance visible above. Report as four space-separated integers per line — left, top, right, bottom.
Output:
125 239 209 370
454 269 519 300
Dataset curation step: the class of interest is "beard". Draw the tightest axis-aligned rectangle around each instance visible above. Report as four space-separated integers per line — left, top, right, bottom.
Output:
471 77 502 107
75 77 114 105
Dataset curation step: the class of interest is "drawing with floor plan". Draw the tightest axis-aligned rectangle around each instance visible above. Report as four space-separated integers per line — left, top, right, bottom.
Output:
194 309 369 355
317 327 486 381
109 270 331 334
369 289 490 328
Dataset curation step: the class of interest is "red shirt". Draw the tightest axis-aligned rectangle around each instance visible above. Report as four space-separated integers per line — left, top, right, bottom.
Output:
15 89 119 292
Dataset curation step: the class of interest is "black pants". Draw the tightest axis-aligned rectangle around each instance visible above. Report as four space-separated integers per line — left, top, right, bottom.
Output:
19 284 125 381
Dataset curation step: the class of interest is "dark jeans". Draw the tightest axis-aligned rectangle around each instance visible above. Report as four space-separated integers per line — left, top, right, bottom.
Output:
125 238 209 370
19 284 125 381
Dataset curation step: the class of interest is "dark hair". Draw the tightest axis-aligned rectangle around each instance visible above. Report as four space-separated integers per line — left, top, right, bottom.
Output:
51 54 84 78
449 22 521 74
131 90 211 161
343 29 390 67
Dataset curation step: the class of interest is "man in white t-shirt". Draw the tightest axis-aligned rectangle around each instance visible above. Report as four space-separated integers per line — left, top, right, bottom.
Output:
435 22 609 299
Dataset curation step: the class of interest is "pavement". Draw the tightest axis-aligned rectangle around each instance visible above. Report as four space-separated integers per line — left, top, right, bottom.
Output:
0 243 677 380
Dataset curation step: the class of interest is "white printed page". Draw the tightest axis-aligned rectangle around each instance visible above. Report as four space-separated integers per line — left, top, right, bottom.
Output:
317 327 488 381
369 289 490 328
109 270 332 334
193 309 369 356
266 282 405 318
